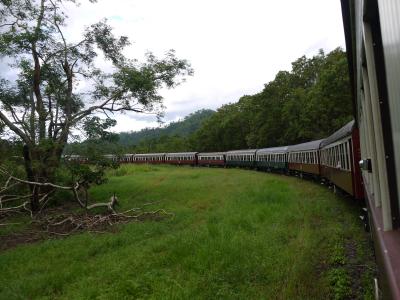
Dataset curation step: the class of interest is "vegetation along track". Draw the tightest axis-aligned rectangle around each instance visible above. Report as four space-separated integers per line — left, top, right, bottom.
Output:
0 165 375 299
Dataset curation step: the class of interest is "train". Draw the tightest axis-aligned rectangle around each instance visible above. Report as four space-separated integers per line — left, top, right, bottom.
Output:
66 119 363 202
341 0 400 298
65 0 400 297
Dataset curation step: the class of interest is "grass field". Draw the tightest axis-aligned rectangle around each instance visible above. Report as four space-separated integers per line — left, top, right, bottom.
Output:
0 165 375 299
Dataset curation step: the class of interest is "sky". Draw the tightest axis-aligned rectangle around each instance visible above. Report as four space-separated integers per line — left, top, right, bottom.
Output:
3 0 347 133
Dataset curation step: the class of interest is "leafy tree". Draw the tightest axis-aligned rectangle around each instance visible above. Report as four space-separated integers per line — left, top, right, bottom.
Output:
0 0 192 212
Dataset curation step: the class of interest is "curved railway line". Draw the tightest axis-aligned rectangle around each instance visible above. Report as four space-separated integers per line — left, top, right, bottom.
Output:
66 1 400 298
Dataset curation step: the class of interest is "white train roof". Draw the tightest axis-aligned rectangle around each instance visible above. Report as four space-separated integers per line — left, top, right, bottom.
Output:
134 153 165 157
320 120 355 148
256 146 288 154
226 149 257 155
165 152 198 156
288 139 324 152
197 152 226 156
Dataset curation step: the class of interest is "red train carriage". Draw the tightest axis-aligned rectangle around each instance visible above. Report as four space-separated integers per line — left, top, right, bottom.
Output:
320 120 363 199
132 153 165 164
287 140 323 177
165 152 198 165
197 152 225 167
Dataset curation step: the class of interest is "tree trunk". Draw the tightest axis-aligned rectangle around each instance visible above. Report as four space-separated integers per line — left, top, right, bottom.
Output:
22 143 64 213
23 145 39 212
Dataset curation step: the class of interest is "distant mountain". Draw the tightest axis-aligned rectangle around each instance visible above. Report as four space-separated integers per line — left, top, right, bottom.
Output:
117 109 215 146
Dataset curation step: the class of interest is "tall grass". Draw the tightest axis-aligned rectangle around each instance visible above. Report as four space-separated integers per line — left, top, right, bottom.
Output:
0 165 375 299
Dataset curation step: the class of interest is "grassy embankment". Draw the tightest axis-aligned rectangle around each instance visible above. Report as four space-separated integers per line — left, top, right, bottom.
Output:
0 164 375 299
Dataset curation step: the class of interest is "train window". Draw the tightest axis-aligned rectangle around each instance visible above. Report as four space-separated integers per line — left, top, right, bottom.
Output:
341 144 345 170
346 142 350 170
336 146 340 168
332 147 335 167
328 149 331 166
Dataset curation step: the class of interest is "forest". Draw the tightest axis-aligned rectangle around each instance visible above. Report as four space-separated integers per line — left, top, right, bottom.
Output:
77 47 353 154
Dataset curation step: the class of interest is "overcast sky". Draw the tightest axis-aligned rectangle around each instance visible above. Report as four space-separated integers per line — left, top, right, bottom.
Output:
3 0 347 133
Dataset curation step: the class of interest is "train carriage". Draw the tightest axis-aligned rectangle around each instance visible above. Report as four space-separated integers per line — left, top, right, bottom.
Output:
255 146 288 172
133 153 166 164
288 140 323 177
197 152 225 167
320 120 363 199
103 154 118 162
120 154 134 163
165 152 198 165
225 149 257 168
341 0 400 297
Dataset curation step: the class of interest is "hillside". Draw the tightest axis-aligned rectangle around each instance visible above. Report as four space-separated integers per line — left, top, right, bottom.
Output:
117 109 215 146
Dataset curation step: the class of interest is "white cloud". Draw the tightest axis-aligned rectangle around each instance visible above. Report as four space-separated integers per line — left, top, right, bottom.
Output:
2 0 346 132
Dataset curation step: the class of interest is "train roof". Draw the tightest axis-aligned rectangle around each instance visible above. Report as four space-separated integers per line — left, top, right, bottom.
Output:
165 152 198 156
226 149 257 155
134 153 165 157
320 120 355 148
197 152 226 156
256 146 288 154
288 139 324 152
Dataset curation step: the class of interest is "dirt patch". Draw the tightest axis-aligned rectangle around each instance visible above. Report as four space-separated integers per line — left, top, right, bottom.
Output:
0 204 173 252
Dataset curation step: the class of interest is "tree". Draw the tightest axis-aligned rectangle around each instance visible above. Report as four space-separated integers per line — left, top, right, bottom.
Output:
0 0 192 212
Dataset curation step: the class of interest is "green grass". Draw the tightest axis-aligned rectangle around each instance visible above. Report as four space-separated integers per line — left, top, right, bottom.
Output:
0 164 375 299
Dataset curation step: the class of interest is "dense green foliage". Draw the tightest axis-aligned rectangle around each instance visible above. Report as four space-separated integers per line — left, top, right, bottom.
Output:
0 165 375 299
191 48 353 151
80 48 352 154
119 109 215 146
